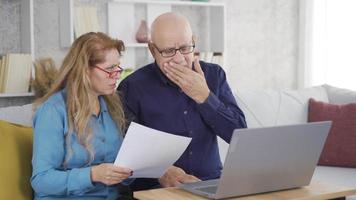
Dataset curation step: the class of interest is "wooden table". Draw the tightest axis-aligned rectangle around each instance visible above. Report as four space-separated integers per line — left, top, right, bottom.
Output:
134 181 356 200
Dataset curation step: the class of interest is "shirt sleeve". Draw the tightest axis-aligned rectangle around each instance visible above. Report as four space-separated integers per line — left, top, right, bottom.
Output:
196 66 247 143
121 178 135 186
31 102 95 196
117 80 141 126
118 79 161 186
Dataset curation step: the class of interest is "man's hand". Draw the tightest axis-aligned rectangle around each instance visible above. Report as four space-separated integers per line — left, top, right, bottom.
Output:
163 57 210 104
159 166 201 187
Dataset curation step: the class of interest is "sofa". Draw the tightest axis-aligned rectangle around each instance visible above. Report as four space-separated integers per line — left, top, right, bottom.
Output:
1 85 355 199
0 104 33 200
218 84 356 199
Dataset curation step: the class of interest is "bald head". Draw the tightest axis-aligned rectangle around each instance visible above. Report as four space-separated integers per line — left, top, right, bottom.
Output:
149 12 195 71
150 12 193 44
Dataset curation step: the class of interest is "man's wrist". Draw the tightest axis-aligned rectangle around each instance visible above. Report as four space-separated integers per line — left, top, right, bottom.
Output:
196 90 210 104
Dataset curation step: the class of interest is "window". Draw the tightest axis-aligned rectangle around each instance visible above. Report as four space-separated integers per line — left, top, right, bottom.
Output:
301 0 356 90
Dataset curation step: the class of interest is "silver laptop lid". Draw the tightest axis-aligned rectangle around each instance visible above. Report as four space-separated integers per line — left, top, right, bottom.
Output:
215 121 332 199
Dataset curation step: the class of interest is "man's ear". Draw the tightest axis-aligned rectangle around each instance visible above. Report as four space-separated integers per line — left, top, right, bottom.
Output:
148 42 156 57
192 35 197 45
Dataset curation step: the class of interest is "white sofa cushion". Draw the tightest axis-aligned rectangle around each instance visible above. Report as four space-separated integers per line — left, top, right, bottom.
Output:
219 86 329 162
234 86 329 128
0 104 33 126
323 84 356 104
218 86 356 199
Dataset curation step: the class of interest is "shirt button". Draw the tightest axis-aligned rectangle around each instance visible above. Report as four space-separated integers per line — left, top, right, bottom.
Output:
189 130 193 135
101 138 106 143
189 151 193 155
183 110 188 115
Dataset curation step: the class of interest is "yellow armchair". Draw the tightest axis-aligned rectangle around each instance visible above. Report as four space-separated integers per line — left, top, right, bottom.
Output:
0 120 33 200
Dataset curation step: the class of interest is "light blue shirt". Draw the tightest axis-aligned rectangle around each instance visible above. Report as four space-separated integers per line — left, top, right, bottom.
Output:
31 89 129 200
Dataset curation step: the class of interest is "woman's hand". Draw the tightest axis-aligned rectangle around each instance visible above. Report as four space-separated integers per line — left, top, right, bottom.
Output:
91 163 133 185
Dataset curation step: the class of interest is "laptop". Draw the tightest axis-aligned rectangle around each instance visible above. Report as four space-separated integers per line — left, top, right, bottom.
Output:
179 121 332 199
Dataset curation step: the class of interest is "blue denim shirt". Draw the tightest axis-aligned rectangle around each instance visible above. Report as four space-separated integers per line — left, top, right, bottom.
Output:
31 90 130 200
118 61 247 180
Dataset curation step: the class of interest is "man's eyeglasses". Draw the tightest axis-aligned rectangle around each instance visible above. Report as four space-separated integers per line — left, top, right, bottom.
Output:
152 43 195 58
94 64 123 78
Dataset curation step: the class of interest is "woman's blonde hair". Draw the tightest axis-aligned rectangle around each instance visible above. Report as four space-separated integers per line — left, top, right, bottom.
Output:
35 32 126 165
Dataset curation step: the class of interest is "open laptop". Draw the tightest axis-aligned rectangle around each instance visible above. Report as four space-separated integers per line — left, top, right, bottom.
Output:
179 121 332 199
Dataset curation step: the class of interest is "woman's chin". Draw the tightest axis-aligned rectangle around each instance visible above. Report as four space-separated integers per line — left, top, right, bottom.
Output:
99 89 115 96
108 88 116 95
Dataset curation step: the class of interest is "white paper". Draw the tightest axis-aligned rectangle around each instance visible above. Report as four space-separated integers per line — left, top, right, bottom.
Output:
114 122 192 178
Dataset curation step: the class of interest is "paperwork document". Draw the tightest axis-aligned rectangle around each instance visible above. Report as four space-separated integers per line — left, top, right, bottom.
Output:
114 122 192 178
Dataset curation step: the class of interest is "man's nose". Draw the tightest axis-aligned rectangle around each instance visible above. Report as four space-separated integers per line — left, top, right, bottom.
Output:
172 50 185 63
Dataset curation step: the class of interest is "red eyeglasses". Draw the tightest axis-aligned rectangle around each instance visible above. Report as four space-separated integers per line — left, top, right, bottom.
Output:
94 64 123 78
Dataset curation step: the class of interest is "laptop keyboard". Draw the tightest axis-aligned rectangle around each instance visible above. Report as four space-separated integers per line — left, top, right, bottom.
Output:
195 185 218 194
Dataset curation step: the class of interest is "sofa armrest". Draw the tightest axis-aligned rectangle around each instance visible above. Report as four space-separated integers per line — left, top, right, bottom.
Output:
323 84 356 104
0 104 33 126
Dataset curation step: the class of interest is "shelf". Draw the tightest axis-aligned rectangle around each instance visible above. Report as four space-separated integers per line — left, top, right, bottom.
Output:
59 0 74 48
112 0 225 7
0 92 34 98
20 0 35 59
58 0 225 69
126 43 148 48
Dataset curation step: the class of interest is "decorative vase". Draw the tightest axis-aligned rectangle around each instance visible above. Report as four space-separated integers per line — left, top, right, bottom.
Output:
135 20 150 43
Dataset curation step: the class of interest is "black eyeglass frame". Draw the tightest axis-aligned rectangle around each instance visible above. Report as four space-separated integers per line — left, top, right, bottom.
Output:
151 41 196 58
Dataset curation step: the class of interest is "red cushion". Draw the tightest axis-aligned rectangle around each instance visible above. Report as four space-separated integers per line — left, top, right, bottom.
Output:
308 98 356 167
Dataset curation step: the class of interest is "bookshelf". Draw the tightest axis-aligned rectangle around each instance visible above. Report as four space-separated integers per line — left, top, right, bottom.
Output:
0 0 34 100
20 0 35 60
0 93 34 98
59 0 226 70
0 0 225 106
125 43 148 48
0 93 35 108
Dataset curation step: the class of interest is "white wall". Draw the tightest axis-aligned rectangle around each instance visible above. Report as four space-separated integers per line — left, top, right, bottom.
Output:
1 0 300 91
211 0 299 90
0 0 22 54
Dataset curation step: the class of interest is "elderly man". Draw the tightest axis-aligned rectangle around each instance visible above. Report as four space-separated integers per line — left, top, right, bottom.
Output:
118 12 247 190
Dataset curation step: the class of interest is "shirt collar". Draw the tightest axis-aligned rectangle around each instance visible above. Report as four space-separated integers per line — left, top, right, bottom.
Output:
98 96 108 113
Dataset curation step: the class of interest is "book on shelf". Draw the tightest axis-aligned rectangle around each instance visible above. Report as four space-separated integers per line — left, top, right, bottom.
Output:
205 52 214 64
212 52 224 67
0 54 33 93
197 52 224 67
74 6 100 38
0 58 4 91
0 55 9 92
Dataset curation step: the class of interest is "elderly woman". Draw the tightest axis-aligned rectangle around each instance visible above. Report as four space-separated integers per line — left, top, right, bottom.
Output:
31 32 132 199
